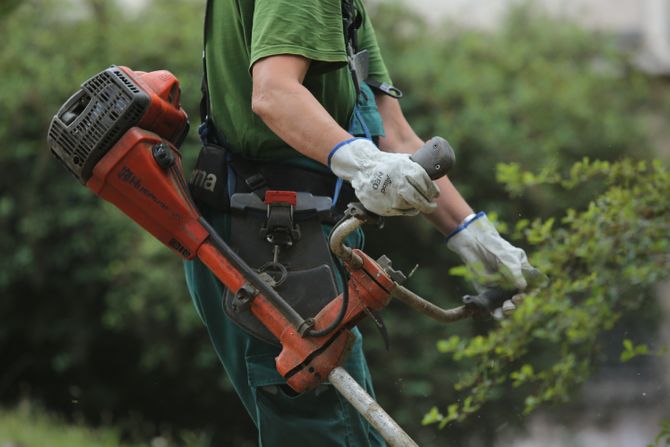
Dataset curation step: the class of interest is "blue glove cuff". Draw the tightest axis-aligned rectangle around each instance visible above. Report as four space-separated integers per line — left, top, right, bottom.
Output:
445 211 486 242
327 137 367 170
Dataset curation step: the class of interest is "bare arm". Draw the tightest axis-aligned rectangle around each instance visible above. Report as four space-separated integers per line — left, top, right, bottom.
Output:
375 94 473 234
251 54 471 232
251 55 351 165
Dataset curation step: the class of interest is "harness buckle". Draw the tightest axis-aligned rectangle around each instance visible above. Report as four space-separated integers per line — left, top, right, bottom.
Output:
261 190 301 246
245 173 267 191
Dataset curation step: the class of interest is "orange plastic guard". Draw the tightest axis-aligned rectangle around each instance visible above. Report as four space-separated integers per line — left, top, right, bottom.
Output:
86 127 208 259
119 66 190 147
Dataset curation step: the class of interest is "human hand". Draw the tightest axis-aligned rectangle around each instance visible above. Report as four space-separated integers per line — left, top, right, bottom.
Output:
329 138 439 216
447 212 548 318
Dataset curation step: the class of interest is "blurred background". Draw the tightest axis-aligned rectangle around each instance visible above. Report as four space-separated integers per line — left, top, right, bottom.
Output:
0 0 668 446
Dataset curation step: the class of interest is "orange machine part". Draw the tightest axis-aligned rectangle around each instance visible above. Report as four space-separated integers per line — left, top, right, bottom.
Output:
118 66 189 147
198 244 396 393
87 127 207 259
275 249 396 392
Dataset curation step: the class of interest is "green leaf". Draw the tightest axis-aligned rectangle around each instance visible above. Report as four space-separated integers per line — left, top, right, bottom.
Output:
620 339 651 362
421 406 444 426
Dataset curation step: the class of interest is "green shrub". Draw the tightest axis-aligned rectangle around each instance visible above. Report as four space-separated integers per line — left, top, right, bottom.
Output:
0 1 253 443
423 158 669 427
363 6 662 445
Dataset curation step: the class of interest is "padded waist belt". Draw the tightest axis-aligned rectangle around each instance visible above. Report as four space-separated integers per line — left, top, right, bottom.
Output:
188 143 357 219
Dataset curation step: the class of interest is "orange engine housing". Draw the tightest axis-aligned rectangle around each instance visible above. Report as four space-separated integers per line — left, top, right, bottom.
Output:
47 65 189 184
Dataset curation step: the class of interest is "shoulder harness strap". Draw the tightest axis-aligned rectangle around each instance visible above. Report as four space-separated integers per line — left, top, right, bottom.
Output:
341 0 402 99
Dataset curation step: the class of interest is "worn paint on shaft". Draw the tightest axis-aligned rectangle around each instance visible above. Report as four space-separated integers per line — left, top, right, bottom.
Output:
328 366 419 447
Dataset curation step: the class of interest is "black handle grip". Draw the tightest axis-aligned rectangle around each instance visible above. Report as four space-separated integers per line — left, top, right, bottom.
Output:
462 288 517 313
410 136 456 180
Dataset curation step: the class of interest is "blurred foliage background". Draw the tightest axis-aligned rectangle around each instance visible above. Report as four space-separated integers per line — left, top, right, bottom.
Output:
0 0 668 446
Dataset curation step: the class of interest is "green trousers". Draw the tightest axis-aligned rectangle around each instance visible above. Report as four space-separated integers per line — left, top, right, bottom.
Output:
183 210 386 446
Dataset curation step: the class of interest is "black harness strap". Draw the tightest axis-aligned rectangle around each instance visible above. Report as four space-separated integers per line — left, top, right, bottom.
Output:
199 0 212 129
342 0 366 101
229 157 356 209
341 0 403 99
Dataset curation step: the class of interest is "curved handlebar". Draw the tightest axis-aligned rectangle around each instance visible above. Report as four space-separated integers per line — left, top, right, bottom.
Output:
329 213 477 324
329 216 365 269
391 285 474 323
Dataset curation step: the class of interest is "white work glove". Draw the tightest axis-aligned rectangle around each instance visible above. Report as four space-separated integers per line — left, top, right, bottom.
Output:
447 212 548 319
329 138 439 216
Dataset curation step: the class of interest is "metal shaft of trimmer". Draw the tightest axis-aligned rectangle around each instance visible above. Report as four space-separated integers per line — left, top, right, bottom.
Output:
329 367 419 447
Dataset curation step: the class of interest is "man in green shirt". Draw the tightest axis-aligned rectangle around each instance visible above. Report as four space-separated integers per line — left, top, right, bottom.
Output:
185 0 544 445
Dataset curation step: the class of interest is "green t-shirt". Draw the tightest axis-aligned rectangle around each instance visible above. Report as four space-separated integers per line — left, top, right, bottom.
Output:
205 0 392 162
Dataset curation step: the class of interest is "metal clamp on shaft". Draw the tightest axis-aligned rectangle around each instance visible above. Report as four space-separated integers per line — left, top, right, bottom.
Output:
231 283 257 313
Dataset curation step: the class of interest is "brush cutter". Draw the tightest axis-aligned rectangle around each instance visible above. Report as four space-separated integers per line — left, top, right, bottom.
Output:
47 66 512 447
